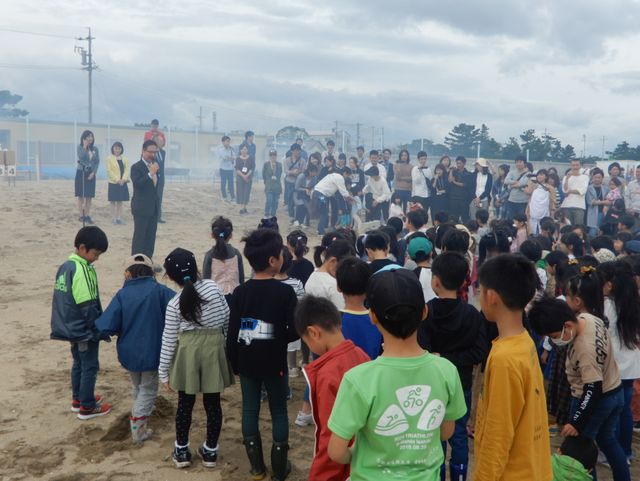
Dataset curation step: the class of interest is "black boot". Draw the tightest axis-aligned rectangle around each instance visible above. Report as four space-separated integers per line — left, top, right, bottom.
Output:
270 442 291 481
243 436 266 480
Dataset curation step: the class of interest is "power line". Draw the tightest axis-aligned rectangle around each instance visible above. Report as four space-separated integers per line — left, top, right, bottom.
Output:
0 27 74 39
0 63 79 70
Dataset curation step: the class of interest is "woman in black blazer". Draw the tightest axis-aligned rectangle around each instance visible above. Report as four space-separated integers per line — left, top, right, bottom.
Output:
469 158 493 221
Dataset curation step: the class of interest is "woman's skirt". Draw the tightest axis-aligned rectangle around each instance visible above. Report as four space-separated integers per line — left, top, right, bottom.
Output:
75 169 96 198
107 182 130 202
169 328 235 395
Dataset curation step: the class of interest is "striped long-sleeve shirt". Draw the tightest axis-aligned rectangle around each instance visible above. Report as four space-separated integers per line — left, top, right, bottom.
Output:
158 279 229 383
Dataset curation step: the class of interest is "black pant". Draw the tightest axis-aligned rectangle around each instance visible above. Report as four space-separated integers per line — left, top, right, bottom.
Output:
176 391 222 448
365 193 389 222
157 182 165 220
132 213 158 258
449 197 469 223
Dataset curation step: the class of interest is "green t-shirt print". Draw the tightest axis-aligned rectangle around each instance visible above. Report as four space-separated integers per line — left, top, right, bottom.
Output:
328 353 467 481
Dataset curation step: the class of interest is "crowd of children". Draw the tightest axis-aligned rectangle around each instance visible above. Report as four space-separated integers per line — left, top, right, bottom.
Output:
51 189 640 480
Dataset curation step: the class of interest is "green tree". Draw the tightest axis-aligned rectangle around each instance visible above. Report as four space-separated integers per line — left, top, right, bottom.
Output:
444 123 480 157
610 141 640 160
501 137 522 160
519 129 550 162
0 90 28 118
478 124 502 159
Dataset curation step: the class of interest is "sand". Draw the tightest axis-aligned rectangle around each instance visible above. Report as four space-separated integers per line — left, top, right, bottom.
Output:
0 179 634 480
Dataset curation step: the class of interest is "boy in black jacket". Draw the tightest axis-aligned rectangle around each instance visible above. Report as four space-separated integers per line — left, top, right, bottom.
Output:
417 251 488 481
227 228 298 481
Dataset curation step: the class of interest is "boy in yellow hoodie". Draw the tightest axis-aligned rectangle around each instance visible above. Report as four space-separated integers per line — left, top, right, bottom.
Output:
473 254 552 481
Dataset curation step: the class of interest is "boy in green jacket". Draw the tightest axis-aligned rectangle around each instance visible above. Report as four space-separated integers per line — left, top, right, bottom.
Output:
50 226 111 420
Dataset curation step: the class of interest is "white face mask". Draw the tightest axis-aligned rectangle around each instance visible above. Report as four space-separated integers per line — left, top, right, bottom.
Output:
550 326 574 347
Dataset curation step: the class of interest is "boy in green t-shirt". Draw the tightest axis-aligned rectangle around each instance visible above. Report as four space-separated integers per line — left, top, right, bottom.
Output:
327 267 467 481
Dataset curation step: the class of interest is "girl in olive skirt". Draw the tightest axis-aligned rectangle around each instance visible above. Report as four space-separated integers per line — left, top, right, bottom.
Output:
158 248 234 469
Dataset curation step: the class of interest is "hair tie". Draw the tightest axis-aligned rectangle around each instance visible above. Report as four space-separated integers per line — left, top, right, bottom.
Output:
580 266 596 275
219 232 225 238
183 275 191 282
297 236 302 240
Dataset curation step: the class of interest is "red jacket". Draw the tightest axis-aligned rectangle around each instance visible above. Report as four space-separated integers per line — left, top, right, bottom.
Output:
303 340 370 481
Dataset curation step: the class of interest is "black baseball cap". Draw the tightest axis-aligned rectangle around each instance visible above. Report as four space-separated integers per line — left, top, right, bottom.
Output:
366 267 426 323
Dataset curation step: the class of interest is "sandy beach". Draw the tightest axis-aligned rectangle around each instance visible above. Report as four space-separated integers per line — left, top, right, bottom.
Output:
0 179 633 480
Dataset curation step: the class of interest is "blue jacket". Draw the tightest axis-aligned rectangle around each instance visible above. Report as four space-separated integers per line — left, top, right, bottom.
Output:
95 277 175 372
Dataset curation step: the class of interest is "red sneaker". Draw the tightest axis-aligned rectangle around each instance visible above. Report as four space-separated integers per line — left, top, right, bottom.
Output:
71 394 103 413
77 402 111 420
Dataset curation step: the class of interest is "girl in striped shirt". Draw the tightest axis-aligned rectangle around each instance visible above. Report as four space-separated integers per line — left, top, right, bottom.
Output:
159 248 234 470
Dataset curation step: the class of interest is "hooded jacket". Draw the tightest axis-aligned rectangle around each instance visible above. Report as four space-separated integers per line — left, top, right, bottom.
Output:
418 297 488 390
50 254 103 342
303 340 369 481
95 276 175 372
551 454 592 481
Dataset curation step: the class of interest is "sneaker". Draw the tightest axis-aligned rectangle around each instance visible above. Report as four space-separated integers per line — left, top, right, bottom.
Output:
292 221 300 227
71 394 103 412
288 367 300 378
85 216 94 225
197 444 218 468
158 219 166 224
294 411 314 427
172 445 192 469
597 451 610 469
77 402 111 420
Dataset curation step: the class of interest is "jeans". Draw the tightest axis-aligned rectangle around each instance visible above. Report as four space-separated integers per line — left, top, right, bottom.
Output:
617 380 635 458
365 193 389 222
394 189 412 212
220 169 235 199
130 371 158 418
314 191 330 235
563 207 586 227
265 191 279 217
505 200 527 220
442 389 472 466
240 374 289 443
570 389 629 481
284 181 295 218
71 340 100 409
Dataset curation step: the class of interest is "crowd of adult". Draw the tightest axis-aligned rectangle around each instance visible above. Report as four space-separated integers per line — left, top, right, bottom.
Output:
73 119 168 258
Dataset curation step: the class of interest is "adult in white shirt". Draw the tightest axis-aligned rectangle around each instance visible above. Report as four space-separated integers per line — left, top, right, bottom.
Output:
312 170 352 235
624 165 640 216
411 152 432 213
363 165 391 222
561 158 590 226
363 150 387 181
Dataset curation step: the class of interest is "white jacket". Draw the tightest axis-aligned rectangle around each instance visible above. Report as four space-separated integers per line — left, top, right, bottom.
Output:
364 177 391 203
411 166 432 198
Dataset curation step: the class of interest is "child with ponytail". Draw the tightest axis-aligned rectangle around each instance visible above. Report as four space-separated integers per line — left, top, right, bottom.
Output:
529 267 629 481
203 216 244 304
286 230 314 286
597 261 640 463
159 248 234 470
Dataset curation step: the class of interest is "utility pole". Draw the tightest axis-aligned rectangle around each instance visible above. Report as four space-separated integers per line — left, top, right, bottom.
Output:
381 127 384 150
582 134 587 159
197 106 203 131
212 112 217 132
356 122 361 148
371 126 375 150
601 136 606 160
334 120 339 146
75 28 96 124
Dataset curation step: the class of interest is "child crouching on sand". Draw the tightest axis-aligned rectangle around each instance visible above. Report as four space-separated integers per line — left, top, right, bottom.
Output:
96 254 175 442
159 248 234 469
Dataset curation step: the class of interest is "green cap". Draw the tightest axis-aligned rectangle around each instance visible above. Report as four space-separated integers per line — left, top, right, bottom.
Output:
408 237 433 260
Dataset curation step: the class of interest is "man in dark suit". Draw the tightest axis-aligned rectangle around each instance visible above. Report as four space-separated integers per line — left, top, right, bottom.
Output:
155 136 167 223
131 140 160 258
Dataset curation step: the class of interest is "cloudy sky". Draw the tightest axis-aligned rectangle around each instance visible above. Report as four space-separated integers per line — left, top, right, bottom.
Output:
2 0 640 153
